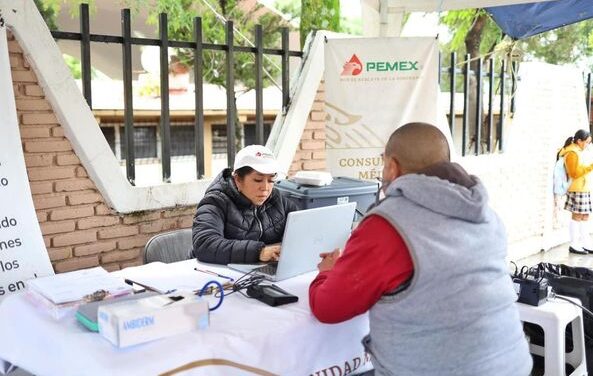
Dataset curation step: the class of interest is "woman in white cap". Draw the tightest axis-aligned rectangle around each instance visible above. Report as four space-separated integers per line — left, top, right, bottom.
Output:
191 145 299 264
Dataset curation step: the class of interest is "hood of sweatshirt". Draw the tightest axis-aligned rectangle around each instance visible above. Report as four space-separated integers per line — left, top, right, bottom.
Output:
384 162 489 223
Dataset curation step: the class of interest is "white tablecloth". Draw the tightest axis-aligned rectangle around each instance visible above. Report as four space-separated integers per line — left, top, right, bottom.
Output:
0 260 371 376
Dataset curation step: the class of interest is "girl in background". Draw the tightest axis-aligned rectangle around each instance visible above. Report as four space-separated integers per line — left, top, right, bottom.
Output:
552 137 574 229
559 129 593 254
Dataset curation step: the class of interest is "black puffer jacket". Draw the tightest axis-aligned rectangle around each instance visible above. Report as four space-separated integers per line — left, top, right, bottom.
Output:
192 168 299 264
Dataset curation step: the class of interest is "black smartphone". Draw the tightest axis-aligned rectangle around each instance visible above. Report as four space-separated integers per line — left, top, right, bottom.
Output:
246 284 298 306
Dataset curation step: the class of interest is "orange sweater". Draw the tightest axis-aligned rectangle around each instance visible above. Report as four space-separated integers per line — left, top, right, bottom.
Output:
560 143 593 192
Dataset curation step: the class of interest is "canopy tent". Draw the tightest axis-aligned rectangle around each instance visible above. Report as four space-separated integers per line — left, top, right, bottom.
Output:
486 0 593 39
360 0 556 36
365 0 555 12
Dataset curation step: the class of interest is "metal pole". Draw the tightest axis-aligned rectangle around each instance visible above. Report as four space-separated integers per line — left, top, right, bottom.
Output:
499 60 506 152
474 57 482 156
487 58 494 153
255 25 264 145
194 17 205 179
510 61 517 114
462 54 470 157
225 21 236 167
449 52 456 137
281 27 290 114
121 9 135 185
80 3 92 108
159 13 171 183
587 72 592 131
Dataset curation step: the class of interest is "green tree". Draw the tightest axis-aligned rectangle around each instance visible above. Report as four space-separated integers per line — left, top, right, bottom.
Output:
440 10 593 153
37 0 289 152
521 21 593 66
276 0 360 39
34 0 59 30
137 0 287 152
36 1 98 78
36 0 96 29
137 0 283 89
441 9 593 69
440 9 502 58
300 0 340 47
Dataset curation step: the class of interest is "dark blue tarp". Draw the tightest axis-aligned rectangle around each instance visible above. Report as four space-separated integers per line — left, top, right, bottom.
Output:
486 0 593 40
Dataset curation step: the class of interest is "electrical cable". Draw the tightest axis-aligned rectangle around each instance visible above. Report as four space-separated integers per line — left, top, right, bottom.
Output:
510 261 519 276
218 270 266 299
549 291 593 319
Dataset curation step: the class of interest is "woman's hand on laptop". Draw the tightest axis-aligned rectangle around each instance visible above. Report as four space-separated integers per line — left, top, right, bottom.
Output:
317 248 341 272
260 244 281 262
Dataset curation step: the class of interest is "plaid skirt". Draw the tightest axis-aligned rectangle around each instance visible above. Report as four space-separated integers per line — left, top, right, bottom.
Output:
565 191 593 213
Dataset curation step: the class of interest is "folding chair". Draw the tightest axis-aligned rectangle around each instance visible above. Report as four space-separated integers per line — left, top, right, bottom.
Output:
143 228 192 264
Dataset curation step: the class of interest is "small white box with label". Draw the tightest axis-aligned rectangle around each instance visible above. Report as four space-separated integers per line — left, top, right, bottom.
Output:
98 292 209 347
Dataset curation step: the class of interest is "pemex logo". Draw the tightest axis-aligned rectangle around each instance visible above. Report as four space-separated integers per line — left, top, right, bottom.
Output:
341 54 363 76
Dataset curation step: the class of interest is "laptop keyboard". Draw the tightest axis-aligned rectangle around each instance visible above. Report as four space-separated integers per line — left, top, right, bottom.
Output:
254 263 278 276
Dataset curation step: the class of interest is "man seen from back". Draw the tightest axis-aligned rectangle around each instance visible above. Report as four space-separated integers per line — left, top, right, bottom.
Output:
309 122 532 376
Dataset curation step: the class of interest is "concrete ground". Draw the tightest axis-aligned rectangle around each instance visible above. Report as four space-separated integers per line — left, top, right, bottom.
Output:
515 243 593 269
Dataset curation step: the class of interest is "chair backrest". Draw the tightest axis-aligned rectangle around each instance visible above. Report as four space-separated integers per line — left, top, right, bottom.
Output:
143 228 193 264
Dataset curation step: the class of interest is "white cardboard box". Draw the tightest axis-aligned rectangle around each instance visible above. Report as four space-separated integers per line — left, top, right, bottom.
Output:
98 292 209 347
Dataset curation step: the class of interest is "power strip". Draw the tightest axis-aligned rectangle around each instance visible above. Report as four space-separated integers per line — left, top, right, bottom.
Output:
512 275 549 306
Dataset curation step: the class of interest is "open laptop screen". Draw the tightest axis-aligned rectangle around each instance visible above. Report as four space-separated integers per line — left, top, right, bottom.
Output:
228 203 356 281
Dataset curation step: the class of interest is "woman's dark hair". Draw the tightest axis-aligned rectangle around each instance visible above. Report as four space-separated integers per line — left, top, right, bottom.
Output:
233 166 254 179
557 136 573 160
574 129 591 143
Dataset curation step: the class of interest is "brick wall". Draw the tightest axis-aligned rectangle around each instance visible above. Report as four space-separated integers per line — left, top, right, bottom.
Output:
288 82 327 176
8 32 327 273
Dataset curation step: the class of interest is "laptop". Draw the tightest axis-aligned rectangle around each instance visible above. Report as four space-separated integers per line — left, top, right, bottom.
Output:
228 203 356 281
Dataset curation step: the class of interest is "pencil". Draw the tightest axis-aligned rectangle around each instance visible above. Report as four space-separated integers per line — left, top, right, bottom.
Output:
194 268 235 282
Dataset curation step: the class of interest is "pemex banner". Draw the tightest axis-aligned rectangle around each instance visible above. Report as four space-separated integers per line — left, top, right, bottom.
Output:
324 37 441 179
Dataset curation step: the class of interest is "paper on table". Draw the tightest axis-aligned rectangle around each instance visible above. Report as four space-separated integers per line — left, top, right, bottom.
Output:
27 266 132 304
118 262 230 294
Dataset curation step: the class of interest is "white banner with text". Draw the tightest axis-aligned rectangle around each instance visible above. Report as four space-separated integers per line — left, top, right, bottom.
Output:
0 27 54 301
324 37 443 179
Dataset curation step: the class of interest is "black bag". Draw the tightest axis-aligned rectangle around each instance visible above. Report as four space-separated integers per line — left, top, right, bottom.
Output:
524 263 593 374
536 262 593 341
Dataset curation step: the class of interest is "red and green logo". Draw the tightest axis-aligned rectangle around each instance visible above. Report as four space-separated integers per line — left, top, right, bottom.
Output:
341 54 420 76
341 54 363 76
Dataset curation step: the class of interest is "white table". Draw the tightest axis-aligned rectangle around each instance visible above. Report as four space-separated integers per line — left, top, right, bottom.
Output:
0 260 371 376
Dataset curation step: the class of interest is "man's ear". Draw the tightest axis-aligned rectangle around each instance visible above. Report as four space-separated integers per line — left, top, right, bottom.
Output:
390 157 403 179
393 158 405 178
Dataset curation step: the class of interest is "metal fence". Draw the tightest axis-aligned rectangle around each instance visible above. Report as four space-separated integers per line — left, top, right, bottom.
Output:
440 53 517 156
51 5 593 177
441 53 593 157
51 3 303 185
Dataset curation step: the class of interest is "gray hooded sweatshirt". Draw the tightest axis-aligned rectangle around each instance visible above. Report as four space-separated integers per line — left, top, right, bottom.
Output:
364 164 532 376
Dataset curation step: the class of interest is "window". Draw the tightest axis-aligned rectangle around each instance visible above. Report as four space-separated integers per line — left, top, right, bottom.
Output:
212 124 227 155
170 125 195 157
121 125 157 159
243 123 272 146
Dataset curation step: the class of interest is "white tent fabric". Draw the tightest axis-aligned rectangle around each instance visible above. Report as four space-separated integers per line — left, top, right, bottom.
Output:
360 0 556 37
362 0 555 13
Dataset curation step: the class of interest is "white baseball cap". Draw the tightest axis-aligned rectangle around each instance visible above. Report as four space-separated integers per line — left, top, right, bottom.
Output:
233 145 279 174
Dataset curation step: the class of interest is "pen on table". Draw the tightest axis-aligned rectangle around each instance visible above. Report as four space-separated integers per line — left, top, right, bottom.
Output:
194 268 235 282
124 278 174 294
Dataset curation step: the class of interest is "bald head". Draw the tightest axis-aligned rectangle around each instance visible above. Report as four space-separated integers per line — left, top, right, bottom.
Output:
385 122 450 174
